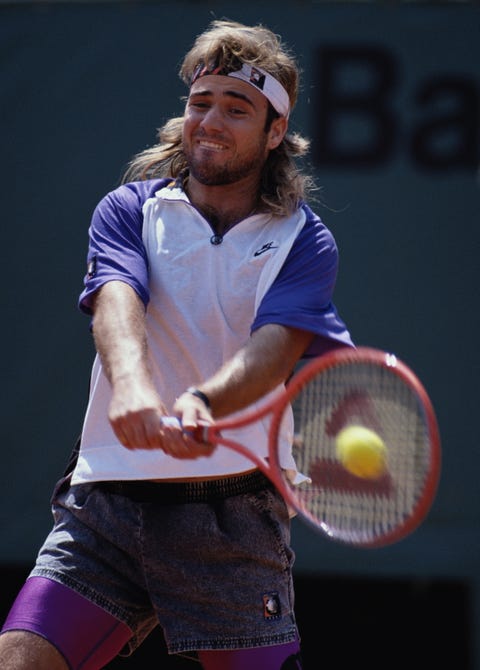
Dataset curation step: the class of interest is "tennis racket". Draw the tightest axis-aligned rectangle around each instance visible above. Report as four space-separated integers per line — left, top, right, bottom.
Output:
173 347 441 548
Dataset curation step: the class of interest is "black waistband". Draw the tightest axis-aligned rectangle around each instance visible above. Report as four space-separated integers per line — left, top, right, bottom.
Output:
98 470 272 504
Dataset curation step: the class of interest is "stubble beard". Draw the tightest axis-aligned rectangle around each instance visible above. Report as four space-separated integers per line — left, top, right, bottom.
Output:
184 138 268 186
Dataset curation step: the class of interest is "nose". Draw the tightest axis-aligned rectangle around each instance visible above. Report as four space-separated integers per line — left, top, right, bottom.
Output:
199 105 224 132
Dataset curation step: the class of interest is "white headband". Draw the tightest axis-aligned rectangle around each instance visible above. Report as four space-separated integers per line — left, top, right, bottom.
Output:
191 62 290 119
228 64 290 118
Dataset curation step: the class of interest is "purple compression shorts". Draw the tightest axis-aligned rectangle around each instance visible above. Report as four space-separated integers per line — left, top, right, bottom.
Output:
2 577 302 669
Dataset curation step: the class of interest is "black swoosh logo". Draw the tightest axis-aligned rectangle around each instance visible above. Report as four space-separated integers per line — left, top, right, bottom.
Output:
254 241 278 257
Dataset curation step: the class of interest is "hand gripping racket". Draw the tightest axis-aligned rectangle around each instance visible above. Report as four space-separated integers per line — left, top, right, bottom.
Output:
179 347 441 548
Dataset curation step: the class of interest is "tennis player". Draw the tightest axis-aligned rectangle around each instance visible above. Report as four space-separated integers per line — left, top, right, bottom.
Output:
0 19 353 669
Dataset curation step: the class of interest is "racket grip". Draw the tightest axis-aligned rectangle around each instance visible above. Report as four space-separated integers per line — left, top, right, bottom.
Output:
160 416 182 428
160 416 209 443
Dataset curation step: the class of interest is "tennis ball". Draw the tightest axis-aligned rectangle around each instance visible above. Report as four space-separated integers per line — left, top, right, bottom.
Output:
335 425 387 479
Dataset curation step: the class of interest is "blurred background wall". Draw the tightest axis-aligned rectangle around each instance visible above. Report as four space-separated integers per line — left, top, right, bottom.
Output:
1 1 478 667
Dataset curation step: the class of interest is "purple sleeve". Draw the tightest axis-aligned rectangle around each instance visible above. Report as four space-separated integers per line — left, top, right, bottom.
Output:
251 204 354 357
78 180 165 315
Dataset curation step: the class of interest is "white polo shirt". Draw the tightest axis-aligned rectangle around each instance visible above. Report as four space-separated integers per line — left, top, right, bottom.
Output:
71 179 353 484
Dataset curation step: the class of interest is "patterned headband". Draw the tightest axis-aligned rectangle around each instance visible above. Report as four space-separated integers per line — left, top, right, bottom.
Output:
191 61 290 118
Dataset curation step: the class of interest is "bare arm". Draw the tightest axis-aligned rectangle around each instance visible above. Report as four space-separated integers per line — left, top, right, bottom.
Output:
93 281 313 452
175 323 314 424
91 280 213 457
92 281 152 391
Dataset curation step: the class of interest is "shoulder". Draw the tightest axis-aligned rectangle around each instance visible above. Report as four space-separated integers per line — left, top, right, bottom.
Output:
300 204 337 246
99 178 172 210
91 179 174 235
285 203 339 267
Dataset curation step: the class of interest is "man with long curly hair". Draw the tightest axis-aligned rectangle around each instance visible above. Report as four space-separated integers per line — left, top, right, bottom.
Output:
1 20 353 669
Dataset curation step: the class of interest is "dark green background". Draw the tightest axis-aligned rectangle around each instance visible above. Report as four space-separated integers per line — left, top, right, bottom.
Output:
1 1 479 667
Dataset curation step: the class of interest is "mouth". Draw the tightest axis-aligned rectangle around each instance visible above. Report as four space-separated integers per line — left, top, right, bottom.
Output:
197 139 226 152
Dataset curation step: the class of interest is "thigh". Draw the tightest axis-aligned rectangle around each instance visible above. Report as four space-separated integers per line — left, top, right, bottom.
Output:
32 483 159 650
1 576 132 670
0 630 68 670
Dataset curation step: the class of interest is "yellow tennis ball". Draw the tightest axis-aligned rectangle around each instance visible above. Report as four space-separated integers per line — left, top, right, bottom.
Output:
335 425 387 479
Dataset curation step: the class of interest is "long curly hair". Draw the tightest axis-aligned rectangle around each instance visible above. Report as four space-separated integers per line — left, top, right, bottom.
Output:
122 20 316 216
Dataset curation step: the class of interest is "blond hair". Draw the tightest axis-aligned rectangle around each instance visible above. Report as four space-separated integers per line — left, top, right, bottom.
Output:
122 20 315 216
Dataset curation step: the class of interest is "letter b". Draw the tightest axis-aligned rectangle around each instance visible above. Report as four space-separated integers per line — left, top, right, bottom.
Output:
313 46 397 167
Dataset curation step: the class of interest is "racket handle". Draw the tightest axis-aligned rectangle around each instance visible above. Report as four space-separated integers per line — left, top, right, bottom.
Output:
160 416 209 443
160 416 182 428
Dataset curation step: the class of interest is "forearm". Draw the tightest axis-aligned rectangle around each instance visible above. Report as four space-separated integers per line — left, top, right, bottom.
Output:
91 280 152 388
193 324 314 418
90 280 215 458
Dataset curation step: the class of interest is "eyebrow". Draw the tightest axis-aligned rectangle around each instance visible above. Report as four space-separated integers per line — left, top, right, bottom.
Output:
189 88 256 109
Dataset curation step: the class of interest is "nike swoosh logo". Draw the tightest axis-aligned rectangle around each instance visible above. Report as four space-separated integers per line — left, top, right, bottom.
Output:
254 241 278 257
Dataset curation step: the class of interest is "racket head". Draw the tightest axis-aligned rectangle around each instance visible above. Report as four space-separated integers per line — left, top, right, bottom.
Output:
268 347 441 548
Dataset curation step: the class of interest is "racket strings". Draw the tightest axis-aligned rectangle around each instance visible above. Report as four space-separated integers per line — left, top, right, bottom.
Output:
287 361 433 544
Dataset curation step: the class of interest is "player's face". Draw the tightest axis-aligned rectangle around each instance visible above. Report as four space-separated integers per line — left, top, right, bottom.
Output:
182 75 286 186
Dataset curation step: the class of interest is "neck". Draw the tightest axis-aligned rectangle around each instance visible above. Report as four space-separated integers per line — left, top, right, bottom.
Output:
195 203 257 235
185 176 261 235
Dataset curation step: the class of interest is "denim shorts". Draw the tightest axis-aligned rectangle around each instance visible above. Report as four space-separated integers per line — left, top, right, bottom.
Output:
29 472 299 657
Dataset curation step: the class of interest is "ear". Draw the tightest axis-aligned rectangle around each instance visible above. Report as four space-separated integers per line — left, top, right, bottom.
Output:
267 116 288 150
